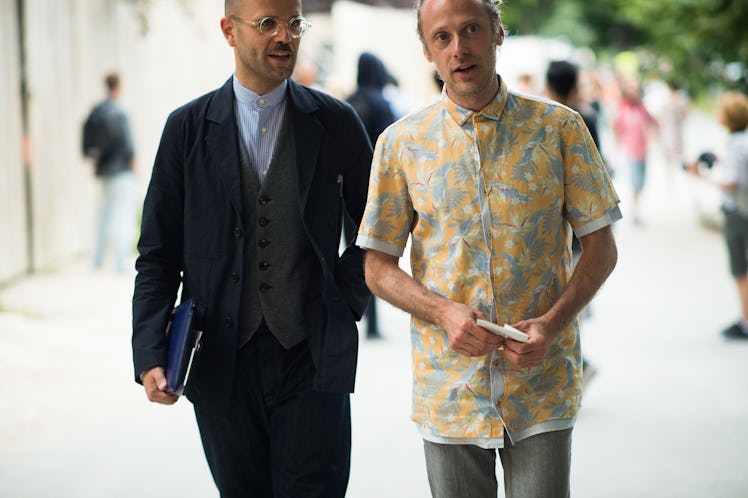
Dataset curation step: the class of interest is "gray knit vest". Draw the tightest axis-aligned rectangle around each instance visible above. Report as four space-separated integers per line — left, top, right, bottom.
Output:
237 115 317 349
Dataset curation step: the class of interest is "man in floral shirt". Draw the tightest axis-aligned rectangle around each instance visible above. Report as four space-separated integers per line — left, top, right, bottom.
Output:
356 0 620 496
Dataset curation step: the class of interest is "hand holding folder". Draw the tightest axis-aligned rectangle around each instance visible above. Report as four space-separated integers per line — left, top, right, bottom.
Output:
165 299 204 396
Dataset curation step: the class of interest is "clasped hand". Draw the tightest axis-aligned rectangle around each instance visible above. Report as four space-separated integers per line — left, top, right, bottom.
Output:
442 304 549 368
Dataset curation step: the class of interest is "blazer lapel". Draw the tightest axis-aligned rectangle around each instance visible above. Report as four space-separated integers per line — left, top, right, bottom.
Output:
205 78 243 217
287 80 322 212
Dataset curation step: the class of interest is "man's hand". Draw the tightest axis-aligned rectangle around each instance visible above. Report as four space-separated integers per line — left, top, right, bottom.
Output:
500 318 551 369
142 366 179 405
440 303 504 357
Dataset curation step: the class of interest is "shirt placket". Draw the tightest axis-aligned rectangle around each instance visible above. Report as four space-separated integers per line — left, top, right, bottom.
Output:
472 113 506 434
256 103 271 182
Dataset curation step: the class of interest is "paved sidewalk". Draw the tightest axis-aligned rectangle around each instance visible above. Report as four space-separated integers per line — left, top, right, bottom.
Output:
2 113 747 497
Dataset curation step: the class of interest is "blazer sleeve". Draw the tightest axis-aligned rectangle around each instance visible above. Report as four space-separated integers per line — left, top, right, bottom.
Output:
131 111 186 383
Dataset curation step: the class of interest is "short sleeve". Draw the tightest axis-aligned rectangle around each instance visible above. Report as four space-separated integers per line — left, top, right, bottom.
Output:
356 130 414 257
562 112 621 235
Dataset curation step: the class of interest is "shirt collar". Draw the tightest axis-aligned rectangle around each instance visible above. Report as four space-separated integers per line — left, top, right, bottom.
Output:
232 75 288 110
442 75 508 126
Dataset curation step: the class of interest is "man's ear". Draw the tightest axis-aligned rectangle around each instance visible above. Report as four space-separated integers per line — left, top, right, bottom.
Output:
497 24 505 46
220 17 236 47
422 44 433 63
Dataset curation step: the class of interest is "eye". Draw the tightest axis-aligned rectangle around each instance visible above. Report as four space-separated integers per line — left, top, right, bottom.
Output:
434 32 449 43
466 23 480 34
259 17 278 33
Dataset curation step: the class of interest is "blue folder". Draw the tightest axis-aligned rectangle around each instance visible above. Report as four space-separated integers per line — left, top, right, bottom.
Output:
165 299 203 396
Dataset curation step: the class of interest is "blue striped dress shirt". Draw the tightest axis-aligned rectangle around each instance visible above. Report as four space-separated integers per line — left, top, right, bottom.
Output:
232 76 288 185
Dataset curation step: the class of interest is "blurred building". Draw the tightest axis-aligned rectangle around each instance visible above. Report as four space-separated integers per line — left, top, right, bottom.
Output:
1 0 458 284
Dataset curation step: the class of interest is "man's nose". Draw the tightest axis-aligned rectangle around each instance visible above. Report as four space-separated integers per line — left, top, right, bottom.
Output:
450 34 468 56
273 24 292 43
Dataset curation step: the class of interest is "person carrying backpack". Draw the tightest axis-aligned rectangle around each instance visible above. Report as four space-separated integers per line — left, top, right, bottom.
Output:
81 72 136 271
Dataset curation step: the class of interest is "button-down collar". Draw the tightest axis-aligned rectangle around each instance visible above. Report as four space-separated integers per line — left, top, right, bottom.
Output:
443 75 508 126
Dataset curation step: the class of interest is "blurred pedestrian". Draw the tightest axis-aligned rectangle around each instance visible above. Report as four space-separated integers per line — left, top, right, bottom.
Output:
357 0 620 496
546 60 600 149
292 56 323 90
613 77 658 225
545 59 602 385
516 72 538 95
686 91 748 339
346 52 398 340
658 79 689 172
131 0 372 496
81 72 136 272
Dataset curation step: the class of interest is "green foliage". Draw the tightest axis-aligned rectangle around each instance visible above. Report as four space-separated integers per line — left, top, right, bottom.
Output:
500 0 748 95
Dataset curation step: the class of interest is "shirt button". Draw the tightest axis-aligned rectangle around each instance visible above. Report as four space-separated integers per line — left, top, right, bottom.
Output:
234 227 243 238
259 261 270 271
259 217 269 227
492 361 499 367
261 127 267 133
231 272 240 283
258 195 271 206
259 98 265 105
259 239 269 248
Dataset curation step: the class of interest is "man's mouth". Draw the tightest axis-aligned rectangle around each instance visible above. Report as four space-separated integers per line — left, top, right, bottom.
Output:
453 64 477 74
269 44 294 60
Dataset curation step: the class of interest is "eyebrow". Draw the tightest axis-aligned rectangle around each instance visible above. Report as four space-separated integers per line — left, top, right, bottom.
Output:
428 16 483 34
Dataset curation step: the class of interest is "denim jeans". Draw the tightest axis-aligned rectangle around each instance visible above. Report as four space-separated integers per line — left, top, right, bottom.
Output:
424 428 572 498
194 326 351 498
93 170 135 271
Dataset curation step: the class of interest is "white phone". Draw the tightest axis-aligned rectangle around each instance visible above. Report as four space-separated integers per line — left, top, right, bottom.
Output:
476 319 529 343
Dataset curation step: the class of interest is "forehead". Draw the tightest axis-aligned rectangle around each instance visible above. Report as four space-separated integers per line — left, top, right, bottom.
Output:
233 0 301 16
421 0 491 31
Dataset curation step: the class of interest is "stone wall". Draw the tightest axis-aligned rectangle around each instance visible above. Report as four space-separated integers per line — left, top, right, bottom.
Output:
0 0 30 282
1 0 435 284
0 0 233 283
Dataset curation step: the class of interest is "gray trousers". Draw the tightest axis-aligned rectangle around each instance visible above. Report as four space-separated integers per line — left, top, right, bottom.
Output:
423 428 572 498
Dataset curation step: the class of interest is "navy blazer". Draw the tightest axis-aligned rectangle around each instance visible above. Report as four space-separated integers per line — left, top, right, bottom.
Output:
132 77 373 413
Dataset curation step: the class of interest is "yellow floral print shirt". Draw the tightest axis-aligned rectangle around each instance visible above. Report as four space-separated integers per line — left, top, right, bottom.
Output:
357 78 621 446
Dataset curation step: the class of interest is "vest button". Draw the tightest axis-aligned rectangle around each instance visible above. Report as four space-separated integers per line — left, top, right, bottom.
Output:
234 227 242 238
259 239 269 248
258 195 271 205
231 272 240 283
225 317 233 327
259 217 269 227
259 261 270 271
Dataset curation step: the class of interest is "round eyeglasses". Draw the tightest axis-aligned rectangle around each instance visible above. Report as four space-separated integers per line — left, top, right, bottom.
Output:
230 15 311 39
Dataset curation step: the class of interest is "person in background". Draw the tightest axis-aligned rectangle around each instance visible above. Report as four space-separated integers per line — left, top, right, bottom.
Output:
658 80 689 172
131 0 372 496
613 77 658 225
516 72 537 95
346 51 398 339
292 56 324 90
82 72 137 272
545 59 602 385
687 91 748 339
357 0 620 496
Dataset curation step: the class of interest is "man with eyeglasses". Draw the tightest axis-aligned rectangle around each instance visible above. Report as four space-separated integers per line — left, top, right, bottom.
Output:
132 0 373 496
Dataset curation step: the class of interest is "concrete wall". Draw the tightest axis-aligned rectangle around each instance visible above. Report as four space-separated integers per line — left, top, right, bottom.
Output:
0 0 29 282
1 0 438 284
0 0 233 283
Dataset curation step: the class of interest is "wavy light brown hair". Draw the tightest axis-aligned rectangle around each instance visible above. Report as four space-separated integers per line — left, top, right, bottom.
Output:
415 0 503 43
718 91 748 133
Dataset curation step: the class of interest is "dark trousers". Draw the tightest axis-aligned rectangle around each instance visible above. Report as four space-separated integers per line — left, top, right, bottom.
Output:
194 325 351 498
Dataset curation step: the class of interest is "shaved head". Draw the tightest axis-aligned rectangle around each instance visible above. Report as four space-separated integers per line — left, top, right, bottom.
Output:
225 0 240 15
